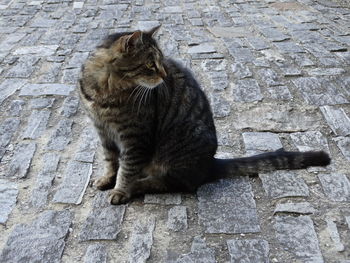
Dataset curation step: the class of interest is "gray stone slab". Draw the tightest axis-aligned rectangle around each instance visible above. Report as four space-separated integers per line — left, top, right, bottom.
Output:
144 193 181 205
227 239 269 263
0 118 20 160
8 100 25 117
79 192 126 241
65 52 89 69
188 43 216 54
53 160 92 204
6 142 36 178
267 86 293 100
30 98 55 109
22 110 51 139
37 62 62 83
0 180 18 224
129 216 155 263
226 46 254 63
290 131 330 153
201 59 227 72
61 68 80 84
84 244 107 263
242 132 283 155
20 83 75 96
208 26 251 38
320 106 350 136
246 36 270 50
326 218 345 252
5 56 40 78
198 178 260 234
13 45 59 56
208 71 228 91
257 68 283 86
273 41 304 53
260 171 309 199
0 79 26 105
47 119 73 151
274 216 324 263
308 68 345 76
175 236 216 263
61 96 79 117
318 173 350 202
292 77 348 106
258 27 290 42
74 128 98 163
167 206 188 232
231 63 252 79
335 137 350 161
232 79 263 102
0 210 73 263
211 94 231 118
274 202 315 215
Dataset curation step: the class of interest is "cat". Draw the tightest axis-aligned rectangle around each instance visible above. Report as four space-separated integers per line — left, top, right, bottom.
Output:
79 26 330 205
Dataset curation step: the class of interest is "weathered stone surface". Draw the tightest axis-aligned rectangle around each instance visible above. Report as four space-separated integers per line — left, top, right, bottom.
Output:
232 79 263 102
198 178 260 234
231 63 252 79
320 106 350 136
144 193 181 205
0 118 20 160
326 218 345 252
0 79 26 105
13 45 59 56
188 43 216 54
22 110 51 139
65 52 89 69
6 142 36 178
292 77 348 106
308 68 345 76
274 202 315 214
37 62 61 83
167 206 188 232
20 83 74 96
30 98 55 109
258 27 290 42
274 216 323 263
242 132 282 155
0 180 18 224
257 68 283 86
260 171 309 199
129 216 155 263
201 59 226 72
53 160 92 204
335 137 350 161
227 239 269 263
226 46 254 62
0 210 73 263
273 41 304 53
46 119 73 151
208 26 251 38
61 68 80 84
211 94 231 118
246 36 270 50
5 56 40 78
8 100 25 117
290 131 329 153
61 96 79 117
318 173 350 202
74 128 98 163
267 86 292 100
84 244 107 263
80 192 126 240
208 71 228 91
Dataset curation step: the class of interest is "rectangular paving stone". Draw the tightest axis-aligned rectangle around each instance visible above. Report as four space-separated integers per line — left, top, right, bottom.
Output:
84 244 107 263
208 71 228 91
211 94 231 118
242 132 283 155
274 216 323 263
326 218 345 252
273 41 304 53
226 46 254 63
65 52 89 69
79 192 126 241
258 27 290 42
292 77 348 106
274 202 315 215
167 206 188 232
188 43 216 54
37 62 62 83
197 178 260 234
267 86 293 100
260 171 309 199
5 56 40 78
257 68 283 86
61 96 79 117
320 106 350 136
129 216 156 263
46 119 73 151
22 110 51 139
13 45 59 56
144 193 181 205
74 128 98 163
335 137 350 161
318 173 350 202
308 68 345 76
8 100 25 117
0 118 20 160
20 83 74 96
0 210 73 263
232 79 263 102
0 79 26 105
246 36 270 50
231 63 253 79
30 98 55 109
0 180 18 224
227 239 269 263
290 131 330 153
6 142 36 178
53 160 92 204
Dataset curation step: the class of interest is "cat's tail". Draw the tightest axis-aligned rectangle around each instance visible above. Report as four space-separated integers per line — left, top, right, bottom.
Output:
212 149 331 179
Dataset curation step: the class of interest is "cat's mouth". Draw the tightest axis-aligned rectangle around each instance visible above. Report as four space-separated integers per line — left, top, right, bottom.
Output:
138 78 164 89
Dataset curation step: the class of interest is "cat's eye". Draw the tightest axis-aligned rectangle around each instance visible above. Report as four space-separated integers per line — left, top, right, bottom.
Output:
146 62 156 70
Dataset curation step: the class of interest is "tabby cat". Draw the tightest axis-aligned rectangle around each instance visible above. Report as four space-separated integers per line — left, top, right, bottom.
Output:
79 26 330 205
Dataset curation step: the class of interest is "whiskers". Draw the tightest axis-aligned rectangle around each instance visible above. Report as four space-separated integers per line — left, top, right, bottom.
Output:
129 85 154 115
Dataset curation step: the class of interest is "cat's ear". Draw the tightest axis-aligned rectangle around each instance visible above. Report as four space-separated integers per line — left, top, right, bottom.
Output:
119 31 143 53
147 25 161 37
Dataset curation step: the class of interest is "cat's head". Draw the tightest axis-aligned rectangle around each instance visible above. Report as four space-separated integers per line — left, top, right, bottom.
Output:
106 26 167 89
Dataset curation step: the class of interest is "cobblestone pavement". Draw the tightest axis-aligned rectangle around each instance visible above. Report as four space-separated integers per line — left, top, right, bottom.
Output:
0 0 349 262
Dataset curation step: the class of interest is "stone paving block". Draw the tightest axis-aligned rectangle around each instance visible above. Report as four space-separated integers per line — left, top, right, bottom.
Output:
167 206 188 232
207 71 228 91
128 216 156 263
65 52 89 69
201 59 227 72
30 98 55 109
260 171 309 199
188 43 216 54
20 83 75 96
6 142 36 178
79 192 126 241
226 46 254 63
290 131 329 153
334 137 350 161
37 62 62 83
292 77 348 106
226 239 269 263
320 106 350 136
0 79 26 105
13 45 59 56
0 210 73 263
267 86 293 100
84 244 107 263
326 218 345 252
22 110 51 139
5 56 40 78
61 96 79 117
197 178 260 234
246 36 270 50
0 180 18 224
258 27 290 42
274 216 323 263
74 128 98 163
62 68 80 84
232 79 263 102
318 173 350 202
208 26 251 38
46 119 73 151
231 63 252 79
242 132 283 155
273 41 304 53
257 68 283 86
8 100 25 116
0 118 20 160
53 160 92 204
144 193 181 205
274 202 315 215
211 94 231 118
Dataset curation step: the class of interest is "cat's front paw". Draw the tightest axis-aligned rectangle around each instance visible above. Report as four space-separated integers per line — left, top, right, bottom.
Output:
94 174 116 191
109 189 130 205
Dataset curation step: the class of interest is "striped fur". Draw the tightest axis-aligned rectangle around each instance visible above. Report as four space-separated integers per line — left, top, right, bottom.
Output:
79 28 330 205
